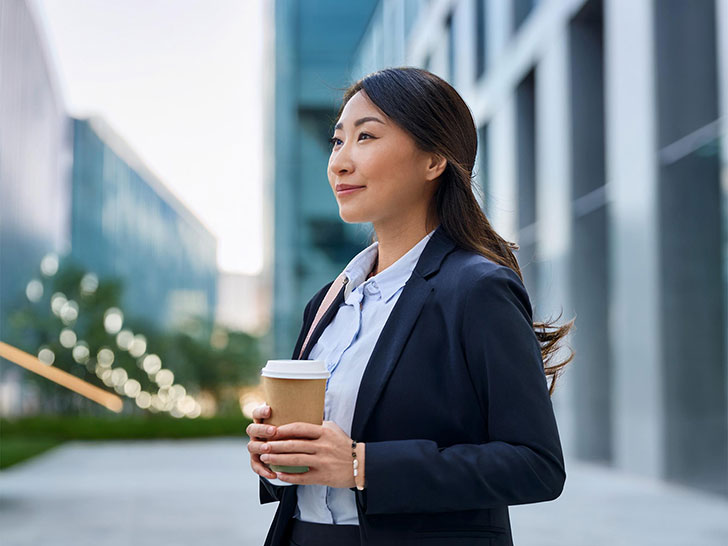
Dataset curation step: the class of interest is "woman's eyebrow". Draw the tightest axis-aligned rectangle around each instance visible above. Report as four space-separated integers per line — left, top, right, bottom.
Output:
334 116 385 131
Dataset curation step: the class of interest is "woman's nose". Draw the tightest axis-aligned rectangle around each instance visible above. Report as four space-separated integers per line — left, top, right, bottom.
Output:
329 154 352 176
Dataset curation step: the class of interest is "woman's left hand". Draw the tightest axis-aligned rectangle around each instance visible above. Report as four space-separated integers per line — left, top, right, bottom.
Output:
259 420 363 488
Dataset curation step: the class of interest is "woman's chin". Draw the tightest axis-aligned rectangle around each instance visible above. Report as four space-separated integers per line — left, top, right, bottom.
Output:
338 208 369 224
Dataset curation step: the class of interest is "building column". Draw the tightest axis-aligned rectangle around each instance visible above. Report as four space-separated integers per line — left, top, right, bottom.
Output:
604 0 664 478
716 0 728 498
534 23 577 457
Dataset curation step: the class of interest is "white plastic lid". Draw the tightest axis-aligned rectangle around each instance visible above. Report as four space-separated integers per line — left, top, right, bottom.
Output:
260 359 330 380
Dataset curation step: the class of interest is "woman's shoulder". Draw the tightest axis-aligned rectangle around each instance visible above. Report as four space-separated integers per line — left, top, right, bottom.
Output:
436 249 531 316
442 248 523 289
441 249 532 320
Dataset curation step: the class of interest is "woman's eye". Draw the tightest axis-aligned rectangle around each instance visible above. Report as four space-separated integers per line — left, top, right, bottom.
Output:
328 133 373 147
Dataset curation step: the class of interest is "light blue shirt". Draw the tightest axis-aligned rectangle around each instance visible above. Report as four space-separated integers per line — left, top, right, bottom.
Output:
293 227 437 524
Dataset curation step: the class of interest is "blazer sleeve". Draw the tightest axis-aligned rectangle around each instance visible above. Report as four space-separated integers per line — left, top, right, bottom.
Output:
358 266 567 514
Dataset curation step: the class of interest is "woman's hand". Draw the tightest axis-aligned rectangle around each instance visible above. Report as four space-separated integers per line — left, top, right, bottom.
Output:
259 420 365 489
245 403 278 480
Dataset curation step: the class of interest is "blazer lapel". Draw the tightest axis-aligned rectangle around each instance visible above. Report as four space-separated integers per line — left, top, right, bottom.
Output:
350 226 457 440
349 274 433 440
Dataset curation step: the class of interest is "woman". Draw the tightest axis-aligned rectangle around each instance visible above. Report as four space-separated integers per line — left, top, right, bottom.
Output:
246 67 575 546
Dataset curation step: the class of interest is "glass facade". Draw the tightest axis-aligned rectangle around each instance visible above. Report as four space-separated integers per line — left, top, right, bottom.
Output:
70 117 218 331
0 0 72 352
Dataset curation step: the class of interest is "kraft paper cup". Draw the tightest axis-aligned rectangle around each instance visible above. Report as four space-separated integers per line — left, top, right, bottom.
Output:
260 359 329 487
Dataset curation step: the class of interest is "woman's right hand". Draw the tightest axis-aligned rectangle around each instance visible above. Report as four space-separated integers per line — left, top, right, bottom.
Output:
246 403 279 480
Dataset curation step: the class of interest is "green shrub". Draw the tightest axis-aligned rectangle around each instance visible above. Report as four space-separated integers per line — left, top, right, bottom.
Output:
0 414 255 469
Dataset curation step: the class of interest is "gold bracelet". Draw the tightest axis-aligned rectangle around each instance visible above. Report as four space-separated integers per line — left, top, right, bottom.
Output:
351 439 365 490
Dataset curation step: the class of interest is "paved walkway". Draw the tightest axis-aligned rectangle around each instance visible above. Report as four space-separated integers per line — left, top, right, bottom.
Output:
0 439 726 545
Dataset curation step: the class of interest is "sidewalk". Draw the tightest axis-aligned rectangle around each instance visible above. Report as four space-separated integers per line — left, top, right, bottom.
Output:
0 439 726 545
0 438 278 545
511 454 728 545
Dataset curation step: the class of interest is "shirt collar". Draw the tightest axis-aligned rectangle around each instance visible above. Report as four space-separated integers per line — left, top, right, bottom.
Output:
343 227 437 303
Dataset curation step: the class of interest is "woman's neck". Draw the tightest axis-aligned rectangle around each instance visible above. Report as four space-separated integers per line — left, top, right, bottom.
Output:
370 220 438 277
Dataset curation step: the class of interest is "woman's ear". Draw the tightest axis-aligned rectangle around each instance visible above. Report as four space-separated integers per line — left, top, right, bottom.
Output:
425 152 448 182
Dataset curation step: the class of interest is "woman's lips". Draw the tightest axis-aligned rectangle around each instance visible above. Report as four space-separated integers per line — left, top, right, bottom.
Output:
336 186 365 196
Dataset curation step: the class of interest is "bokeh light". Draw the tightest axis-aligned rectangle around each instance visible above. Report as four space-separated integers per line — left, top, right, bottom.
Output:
142 354 162 374
80 272 99 296
71 341 90 364
135 391 152 409
39 252 59 276
60 300 79 324
154 369 174 388
103 307 123 334
25 279 43 302
115 329 134 350
59 328 77 348
123 378 141 397
97 347 114 367
128 334 147 357
110 367 128 387
37 347 55 366
50 292 67 316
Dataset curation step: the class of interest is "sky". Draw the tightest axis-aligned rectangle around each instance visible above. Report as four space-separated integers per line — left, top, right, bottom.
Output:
33 0 266 275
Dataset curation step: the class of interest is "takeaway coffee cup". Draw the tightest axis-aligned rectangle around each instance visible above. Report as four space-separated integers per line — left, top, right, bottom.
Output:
259 359 330 487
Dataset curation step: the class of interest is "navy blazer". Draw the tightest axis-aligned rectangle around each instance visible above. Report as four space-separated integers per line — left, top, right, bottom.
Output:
258 225 566 546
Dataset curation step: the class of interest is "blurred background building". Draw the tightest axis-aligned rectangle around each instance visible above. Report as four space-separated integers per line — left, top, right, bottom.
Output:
70 115 218 332
0 0 72 354
271 0 728 499
0 0 234 416
269 0 380 360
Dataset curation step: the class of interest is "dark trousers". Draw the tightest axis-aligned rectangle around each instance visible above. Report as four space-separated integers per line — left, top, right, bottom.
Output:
287 517 361 546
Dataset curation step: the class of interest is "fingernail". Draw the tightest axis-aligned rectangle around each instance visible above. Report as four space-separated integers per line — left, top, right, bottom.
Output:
267 426 274 434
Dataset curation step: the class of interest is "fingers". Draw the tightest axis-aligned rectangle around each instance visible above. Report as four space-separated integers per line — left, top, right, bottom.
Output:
274 422 322 440
252 403 271 423
250 452 278 480
252 439 317 455
259 452 314 468
247 403 280 479
246 421 277 441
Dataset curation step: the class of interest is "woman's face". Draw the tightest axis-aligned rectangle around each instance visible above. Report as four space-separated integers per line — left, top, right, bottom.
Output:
328 90 443 227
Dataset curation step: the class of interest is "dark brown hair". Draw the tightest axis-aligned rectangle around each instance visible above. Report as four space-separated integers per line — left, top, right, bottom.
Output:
333 66 575 396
